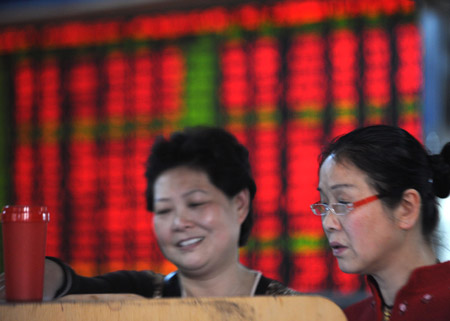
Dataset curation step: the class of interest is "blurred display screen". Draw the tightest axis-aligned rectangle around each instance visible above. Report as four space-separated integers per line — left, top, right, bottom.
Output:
0 0 422 294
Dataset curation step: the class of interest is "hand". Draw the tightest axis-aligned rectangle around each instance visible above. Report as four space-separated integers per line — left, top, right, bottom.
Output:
0 258 64 302
43 258 65 301
0 258 65 302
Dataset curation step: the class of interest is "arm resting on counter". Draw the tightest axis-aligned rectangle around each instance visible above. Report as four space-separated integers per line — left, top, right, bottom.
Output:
45 257 162 299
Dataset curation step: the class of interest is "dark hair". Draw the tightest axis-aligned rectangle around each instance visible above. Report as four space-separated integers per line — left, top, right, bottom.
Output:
145 126 257 247
319 125 450 243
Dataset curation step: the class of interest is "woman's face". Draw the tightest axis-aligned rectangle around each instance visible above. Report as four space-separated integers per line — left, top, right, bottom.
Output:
153 166 248 276
319 155 403 275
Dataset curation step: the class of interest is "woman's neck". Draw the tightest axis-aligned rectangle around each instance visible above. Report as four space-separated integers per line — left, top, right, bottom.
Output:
179 264 257 297
371 244 436 306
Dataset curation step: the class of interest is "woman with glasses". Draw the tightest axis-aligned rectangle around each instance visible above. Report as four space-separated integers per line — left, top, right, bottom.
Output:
311 125 450 321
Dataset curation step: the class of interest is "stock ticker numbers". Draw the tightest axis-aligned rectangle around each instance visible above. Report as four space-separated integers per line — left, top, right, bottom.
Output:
1 0 421 293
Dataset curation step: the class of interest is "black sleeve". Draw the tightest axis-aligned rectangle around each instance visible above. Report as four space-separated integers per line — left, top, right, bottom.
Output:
46 257 161 298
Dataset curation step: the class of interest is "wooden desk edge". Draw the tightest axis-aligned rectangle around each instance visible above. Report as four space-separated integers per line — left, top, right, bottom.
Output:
0 294 347 321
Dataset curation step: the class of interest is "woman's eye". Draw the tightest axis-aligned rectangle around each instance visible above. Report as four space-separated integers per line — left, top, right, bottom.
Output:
188 202 205 208
155 208 171 215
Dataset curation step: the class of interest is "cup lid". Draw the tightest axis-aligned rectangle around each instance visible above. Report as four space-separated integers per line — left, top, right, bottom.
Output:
1 205 50 222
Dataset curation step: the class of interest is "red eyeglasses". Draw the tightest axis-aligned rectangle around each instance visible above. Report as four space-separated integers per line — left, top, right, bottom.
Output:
310 195 380 216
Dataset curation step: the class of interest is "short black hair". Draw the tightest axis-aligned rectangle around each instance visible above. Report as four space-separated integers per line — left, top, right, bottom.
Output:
145 126 257 247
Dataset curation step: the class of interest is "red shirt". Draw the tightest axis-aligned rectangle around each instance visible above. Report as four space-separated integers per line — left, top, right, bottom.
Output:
344 261 450 321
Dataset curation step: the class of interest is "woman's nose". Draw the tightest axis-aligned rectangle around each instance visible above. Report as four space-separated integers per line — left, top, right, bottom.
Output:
322 210 341 232
171 209 192 230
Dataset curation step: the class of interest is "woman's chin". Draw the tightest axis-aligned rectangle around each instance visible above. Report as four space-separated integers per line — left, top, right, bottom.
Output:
337 260 362 275
176 260 209 275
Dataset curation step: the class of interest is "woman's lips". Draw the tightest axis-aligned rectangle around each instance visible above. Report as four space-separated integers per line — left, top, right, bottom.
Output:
178 237 204 248
329 241 347 256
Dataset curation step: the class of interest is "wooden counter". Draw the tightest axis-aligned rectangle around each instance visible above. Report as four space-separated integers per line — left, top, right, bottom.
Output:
0 294 347 321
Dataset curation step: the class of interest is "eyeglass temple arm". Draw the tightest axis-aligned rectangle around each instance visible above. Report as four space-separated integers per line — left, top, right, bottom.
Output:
352 195 379 207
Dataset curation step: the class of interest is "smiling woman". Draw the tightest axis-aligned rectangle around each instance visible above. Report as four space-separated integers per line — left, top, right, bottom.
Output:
314 125 450 321
152 167 249 289
0 126 298 300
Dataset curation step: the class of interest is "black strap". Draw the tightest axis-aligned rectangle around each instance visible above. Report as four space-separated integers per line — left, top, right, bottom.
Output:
254 274 271 295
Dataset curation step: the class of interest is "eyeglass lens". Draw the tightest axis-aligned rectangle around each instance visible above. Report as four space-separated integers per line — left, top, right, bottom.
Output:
312 203 350 216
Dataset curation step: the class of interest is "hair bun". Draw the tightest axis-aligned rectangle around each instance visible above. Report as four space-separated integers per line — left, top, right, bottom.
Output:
430 142 450 198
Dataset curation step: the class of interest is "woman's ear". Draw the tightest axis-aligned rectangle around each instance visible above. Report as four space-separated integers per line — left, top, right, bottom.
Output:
233 189 250 224
394 188 421 230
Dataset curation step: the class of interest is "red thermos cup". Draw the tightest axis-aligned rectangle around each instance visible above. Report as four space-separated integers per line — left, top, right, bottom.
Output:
1 205 50 302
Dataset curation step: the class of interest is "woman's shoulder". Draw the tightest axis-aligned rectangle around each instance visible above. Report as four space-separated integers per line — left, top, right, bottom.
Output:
405 260 450 291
